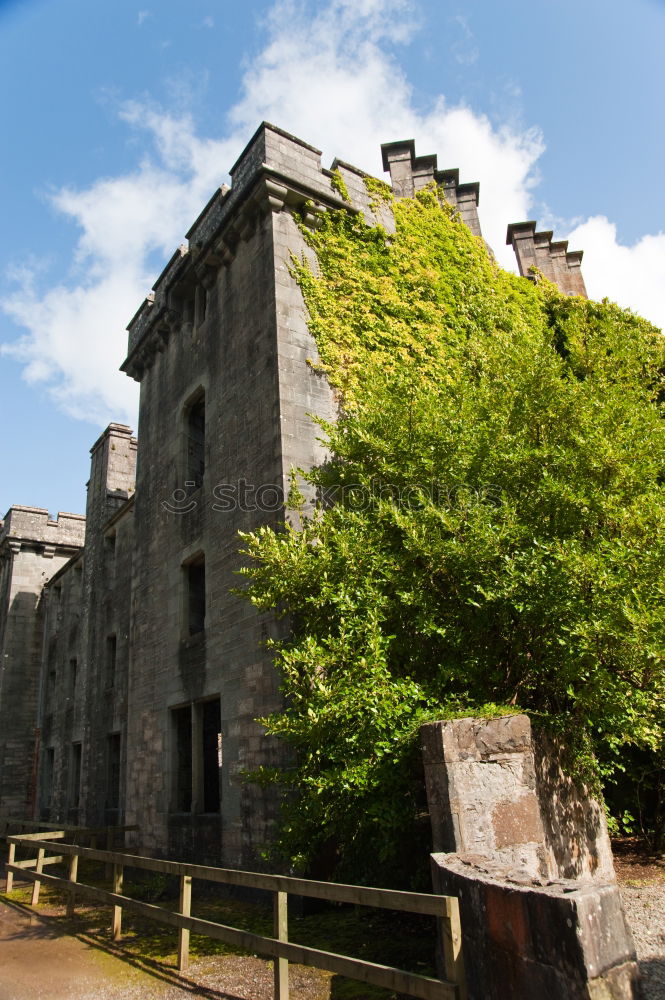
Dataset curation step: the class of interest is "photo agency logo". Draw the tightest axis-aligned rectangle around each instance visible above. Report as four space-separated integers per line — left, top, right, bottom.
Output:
162 480 286 514
161 479 502 515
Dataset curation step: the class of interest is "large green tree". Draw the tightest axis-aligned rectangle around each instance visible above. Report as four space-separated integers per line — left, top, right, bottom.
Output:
240 185 665 884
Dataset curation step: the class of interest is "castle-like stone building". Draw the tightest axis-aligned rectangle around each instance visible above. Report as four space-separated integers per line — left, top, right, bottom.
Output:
0 124 586 865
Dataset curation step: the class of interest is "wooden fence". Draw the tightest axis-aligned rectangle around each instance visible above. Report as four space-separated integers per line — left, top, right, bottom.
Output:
0 818 138 851
5 832 466 1000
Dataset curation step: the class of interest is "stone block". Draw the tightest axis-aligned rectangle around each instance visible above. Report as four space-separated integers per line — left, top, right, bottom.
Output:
421 715 615 882
432 854 640 1000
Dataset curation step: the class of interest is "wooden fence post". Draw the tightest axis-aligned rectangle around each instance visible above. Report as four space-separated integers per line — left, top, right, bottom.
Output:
6 841 15 893
177 874 192 972
442 895 466 1000
66 852 79 919
112 863 124 941
273 890 289 1000
31 847 45 906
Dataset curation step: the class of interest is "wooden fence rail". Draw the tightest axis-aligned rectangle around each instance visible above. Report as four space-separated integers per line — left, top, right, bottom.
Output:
2 823 138 893
0 819 139 840
5 833 466 1000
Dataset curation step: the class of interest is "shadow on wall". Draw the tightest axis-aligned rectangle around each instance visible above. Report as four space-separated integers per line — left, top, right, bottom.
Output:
534 732 607 881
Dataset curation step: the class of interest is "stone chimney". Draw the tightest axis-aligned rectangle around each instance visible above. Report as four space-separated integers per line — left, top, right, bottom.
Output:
381 140 482 237
507 221 587 297
86 423 137 526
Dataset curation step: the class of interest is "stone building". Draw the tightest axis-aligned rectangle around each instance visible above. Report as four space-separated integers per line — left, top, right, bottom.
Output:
0 123 586 866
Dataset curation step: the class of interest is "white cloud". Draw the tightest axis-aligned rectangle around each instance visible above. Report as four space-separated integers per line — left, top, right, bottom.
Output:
137 9 152 26
3 270 144 423
567 217 665 332
228 0 542 261
201 16 214 29
3 0 661 432
451 13 479 66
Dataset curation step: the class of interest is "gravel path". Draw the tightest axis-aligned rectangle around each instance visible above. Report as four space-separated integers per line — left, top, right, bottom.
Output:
621 885 665 1000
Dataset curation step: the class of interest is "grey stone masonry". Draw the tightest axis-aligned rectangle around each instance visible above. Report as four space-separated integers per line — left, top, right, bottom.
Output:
1 506 86 550
33 424 137 829
507 220 587 297
0 506 85 821
431 854 640 1000
421 714 615 881
423 716 639 999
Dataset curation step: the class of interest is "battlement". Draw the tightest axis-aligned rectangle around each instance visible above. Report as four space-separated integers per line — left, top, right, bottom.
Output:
506 221 587 297
124 123 357 372
381 139 482 237
123 124 586 381
0 505 86 554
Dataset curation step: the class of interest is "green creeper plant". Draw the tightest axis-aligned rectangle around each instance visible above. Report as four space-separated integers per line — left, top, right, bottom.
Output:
240 182 665 882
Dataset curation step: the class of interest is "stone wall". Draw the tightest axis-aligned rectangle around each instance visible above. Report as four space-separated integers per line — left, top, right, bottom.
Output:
34 426 136 828
422 716 639 999
506 221 587 297
0 507 85 820
432 855 640 1000
421 714 614 882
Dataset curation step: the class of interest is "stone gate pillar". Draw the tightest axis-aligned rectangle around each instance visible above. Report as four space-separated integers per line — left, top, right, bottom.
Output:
421 715 640 999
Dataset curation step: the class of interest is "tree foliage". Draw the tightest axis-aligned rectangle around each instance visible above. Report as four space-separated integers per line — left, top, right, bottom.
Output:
240 186 665 882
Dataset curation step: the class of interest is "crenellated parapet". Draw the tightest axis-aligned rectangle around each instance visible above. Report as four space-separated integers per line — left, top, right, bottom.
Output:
122 123 359 381
381 139 482 237
506 221 587 297
0 505 86 558
123 125 491 382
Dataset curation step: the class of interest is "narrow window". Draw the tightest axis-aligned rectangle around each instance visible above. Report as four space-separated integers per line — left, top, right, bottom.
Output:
106 733 121 813
185 391 205 487
69 743 82 812
106 635 117 688
185 555 206 635
47 666 56 705
201 699 222 813
172 706 192 812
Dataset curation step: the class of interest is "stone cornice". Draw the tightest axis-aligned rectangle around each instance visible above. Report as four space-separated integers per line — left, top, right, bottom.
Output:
122 164 354 380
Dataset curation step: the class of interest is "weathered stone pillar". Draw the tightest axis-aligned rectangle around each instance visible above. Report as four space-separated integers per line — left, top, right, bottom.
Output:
421 715 640 999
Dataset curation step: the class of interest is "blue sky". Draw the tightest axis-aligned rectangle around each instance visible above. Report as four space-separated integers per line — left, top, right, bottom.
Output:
1 0 664 518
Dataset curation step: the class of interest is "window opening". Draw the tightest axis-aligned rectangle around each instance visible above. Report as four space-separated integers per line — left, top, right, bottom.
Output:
185 392 205 487
40 747 54 818
186 556 206 635
69 742 82 811
172 706 193 812
68 657 77 700
202 699 222 813
170 698 221 814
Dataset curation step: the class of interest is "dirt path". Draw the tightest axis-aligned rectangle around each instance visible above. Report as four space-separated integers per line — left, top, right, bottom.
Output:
0 896 329 1000
0 897 166 1000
